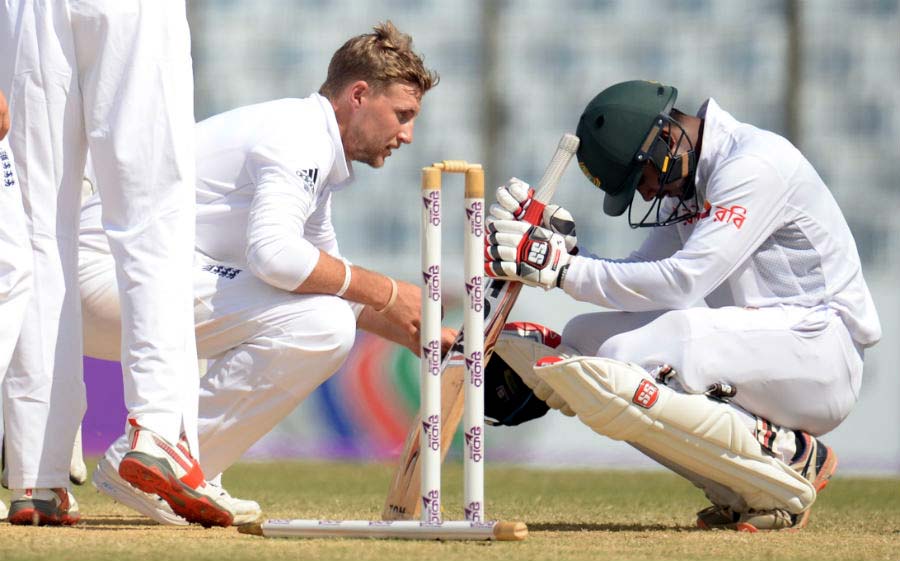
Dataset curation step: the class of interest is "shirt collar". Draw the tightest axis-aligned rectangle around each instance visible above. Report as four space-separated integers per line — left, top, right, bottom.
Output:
694 97 739 199
313 92 354 191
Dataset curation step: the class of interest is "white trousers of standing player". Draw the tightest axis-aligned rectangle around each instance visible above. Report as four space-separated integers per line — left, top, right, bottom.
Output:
80 242 360 480
0 0 198 488
0 138 33 467
562 305 864 437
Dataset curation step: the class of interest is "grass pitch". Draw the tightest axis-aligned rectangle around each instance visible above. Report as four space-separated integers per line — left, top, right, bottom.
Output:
1 460 898 561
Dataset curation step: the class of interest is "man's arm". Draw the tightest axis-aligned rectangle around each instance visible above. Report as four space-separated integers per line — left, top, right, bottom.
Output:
356 302 456 357
294 249 421 344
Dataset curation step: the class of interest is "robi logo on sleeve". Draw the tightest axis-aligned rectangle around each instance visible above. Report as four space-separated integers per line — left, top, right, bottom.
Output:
632 379 659 409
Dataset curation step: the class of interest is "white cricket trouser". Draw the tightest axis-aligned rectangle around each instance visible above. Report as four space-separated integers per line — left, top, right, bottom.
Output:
0 139 33 462
0 139 31 377
0 0 197 488
81 245 360 479
562 305 864 436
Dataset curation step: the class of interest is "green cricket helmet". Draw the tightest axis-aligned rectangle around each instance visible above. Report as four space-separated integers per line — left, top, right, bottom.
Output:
576 80 698 227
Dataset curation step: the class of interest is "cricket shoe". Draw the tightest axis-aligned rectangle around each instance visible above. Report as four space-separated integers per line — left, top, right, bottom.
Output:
1 498 7 520
7 488 80 526
92 456 188 525
696 432 838 532
207 481 262 526
117 420 234 528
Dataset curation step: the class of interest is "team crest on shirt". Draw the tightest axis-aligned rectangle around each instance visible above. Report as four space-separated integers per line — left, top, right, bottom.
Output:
295 168 319 195
1 149 16 188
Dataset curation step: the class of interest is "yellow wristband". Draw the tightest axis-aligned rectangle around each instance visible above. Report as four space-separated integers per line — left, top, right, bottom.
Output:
375 277 398 313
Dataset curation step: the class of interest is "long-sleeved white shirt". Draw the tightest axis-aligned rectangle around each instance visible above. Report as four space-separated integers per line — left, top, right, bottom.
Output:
562 98 881 348
82 93 352 292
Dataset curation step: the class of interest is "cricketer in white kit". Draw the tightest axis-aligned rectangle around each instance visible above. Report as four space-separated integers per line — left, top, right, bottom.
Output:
0 88 33 523
0 0 216 526
485 81 880 532
78 22 447 525
0 93 31 402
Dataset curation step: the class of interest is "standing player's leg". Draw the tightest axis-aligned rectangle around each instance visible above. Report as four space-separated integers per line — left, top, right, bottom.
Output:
71 2 230 526
80 233 190 525
0 7 34 384
0 137 32 398
2 0 87 526
0 136 32 521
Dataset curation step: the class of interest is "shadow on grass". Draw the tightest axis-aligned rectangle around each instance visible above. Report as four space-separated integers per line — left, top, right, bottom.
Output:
76 516 171 528
528 521 696 532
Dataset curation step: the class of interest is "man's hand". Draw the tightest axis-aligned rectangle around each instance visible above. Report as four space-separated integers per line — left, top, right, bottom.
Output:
490 177 578 253
440 327 457 357
381 279 421 347
0 89 10 141
490 177 534 221
484 220 571 290
359 279 433 355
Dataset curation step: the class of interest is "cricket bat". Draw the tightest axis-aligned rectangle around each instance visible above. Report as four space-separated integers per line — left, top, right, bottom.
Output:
382 133 580 520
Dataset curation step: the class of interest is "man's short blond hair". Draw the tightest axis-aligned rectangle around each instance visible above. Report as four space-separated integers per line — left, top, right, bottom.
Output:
319 21 439 99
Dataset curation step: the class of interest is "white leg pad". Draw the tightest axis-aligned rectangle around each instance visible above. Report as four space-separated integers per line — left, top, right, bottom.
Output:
494 329 577 416
535 356 815 513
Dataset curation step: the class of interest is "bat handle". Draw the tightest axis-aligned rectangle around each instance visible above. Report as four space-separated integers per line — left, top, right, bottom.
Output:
521 199 546 226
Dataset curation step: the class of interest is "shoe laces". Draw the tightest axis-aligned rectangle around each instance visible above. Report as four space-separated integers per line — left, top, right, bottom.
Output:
206 481 231 499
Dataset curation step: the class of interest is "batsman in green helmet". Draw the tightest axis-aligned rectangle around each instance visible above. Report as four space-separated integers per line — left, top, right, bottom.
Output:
576 80 701 227
483 80 880 531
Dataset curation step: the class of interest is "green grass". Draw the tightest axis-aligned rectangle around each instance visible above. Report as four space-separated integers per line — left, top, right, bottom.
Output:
2 460 899 561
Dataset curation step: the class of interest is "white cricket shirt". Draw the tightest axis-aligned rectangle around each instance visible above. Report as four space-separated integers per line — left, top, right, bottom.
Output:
193 94 351 290
562 98 881 348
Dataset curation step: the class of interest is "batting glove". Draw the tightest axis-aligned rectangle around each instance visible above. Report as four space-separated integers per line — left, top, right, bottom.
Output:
484 219 571 290
489 178 578 254
490 177 534 221
542 204 578 254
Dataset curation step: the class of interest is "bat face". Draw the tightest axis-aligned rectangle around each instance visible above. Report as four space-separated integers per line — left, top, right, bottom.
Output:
447 278 516 362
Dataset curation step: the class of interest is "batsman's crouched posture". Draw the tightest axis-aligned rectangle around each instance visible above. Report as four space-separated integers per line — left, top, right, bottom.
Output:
78 22 450 525
484 81 880 531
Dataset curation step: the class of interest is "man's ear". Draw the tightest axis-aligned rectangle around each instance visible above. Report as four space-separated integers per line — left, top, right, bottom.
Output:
347 80 370 109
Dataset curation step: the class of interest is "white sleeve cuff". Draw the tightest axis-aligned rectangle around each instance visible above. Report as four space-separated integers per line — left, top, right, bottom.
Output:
560 254 590 298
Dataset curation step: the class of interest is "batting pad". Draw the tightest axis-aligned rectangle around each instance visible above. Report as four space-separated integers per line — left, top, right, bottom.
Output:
494 326 576 416
534 356 816 514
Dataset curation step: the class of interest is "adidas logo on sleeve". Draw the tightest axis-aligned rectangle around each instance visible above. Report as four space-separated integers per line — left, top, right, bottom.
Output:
295 168 319 195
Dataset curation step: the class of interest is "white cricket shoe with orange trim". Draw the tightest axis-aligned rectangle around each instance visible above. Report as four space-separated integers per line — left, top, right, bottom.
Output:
94 455 261 526
207 481 262 526
7 488 80 526
93 456 188 525
118 420 234 527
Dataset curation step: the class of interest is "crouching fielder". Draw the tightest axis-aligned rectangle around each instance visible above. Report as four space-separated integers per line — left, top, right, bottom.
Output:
79 22 448 525
484 81 880 531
